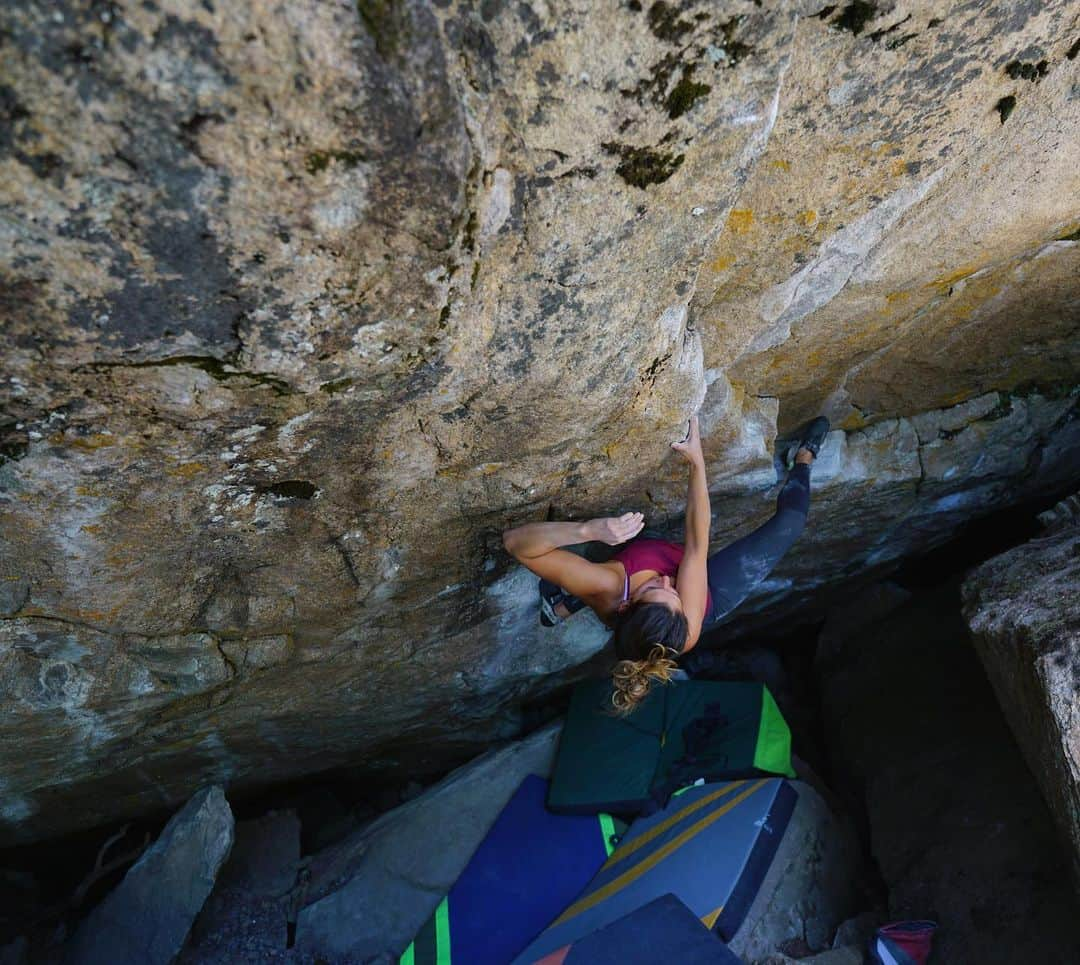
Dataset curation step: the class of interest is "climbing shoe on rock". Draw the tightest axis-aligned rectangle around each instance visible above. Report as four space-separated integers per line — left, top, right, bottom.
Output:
539 579 586 627
784 415 831 468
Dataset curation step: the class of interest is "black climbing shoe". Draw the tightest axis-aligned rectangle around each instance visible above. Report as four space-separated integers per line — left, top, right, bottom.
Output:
539 579 586 627
784 415 830 468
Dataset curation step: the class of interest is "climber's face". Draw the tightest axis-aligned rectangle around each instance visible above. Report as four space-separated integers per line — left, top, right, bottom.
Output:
632 574 684 614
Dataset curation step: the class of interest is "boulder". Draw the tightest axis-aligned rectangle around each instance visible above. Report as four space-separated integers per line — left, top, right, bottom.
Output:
962 498 1080 886
1 0 1079 844
64 786 234 965
816 581 1080 961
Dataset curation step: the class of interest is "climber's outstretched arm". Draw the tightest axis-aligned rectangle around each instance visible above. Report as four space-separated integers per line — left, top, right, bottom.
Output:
501 514 643 601
672 416 710 651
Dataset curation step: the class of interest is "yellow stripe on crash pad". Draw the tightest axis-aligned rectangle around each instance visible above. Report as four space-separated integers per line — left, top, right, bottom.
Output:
552 779 770 926
602 781 747 870
701 905 724 930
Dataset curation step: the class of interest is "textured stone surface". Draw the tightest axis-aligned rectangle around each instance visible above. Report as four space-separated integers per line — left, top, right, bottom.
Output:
65 785 234 965
0 0 1078 844
817 581 1080 963
962 503 1080 886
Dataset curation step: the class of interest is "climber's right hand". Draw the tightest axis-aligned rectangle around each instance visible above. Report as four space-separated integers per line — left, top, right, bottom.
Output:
585 512 645 546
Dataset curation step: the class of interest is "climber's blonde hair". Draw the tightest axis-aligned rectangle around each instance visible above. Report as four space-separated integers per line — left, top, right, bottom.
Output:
611 645 679 715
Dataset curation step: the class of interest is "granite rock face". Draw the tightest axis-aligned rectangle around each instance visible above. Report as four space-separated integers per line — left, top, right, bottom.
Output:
1 0 1078 843
962 498 1080 886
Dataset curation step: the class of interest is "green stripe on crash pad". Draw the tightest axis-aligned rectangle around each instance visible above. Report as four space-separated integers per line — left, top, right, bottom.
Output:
599 812 617 856
753 687 796 778
434 896 451 964
403 896 447 965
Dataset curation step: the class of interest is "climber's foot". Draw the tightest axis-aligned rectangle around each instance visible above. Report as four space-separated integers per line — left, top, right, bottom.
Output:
785 416 830 468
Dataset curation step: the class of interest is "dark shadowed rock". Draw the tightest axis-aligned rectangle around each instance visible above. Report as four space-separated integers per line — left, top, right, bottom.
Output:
963 497 1080 886
65 786 234 965
217 810 300 899
817 581 1080 962
177 809 301 964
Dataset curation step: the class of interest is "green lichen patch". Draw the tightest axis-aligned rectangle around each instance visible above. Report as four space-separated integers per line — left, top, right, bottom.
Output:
621 50 680 106
867 14 916 49
83 356 294 396
304 149 366 175
868 13 909 42
356 0 407 58
0 418 28 463
665 69 711 119
830 1 877 36
647 1 694 44
714 16 752 65
461 210 479 252
602 141 684 189
995 95 1016 124
262 480 318 499
1005 60 1049 82
1056 225 1080 242
320 377 354 395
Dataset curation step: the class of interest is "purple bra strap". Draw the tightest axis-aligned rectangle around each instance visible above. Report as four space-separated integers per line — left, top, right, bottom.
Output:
622 571 629 603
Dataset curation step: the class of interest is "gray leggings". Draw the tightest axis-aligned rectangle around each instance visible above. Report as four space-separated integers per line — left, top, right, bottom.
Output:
704 463 810 625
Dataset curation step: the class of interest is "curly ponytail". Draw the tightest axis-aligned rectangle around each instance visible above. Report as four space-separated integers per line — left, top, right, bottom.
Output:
611 645 679 715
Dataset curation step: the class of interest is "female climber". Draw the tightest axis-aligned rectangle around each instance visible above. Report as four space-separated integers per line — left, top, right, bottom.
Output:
501 414 829 713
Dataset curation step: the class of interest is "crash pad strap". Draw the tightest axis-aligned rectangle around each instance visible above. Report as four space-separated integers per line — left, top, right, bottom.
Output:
552 779 770 927
602 781 748 871
754 688 796 778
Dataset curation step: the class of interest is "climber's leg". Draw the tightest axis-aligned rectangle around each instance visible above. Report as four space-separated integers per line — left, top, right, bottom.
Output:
704 462 811 623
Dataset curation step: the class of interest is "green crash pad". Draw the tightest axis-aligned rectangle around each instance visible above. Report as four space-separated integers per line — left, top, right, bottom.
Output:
547 678 796 815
